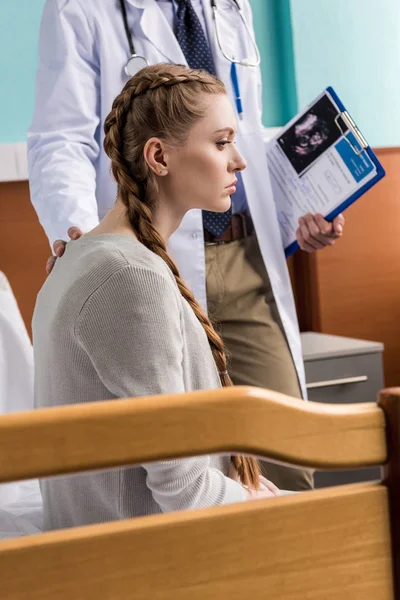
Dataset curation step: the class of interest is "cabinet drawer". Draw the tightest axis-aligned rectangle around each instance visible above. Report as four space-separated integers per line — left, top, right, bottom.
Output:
314 467 381 488
303 349 384 488
304 352 384 404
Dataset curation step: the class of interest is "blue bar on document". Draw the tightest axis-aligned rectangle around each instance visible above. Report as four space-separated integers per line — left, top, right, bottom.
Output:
230 62 243 119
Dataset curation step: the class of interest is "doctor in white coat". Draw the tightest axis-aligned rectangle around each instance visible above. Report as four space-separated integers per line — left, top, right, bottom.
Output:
28 0 344 490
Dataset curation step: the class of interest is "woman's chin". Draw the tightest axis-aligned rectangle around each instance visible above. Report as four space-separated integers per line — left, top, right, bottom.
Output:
196 195 232 213
204 201 232 214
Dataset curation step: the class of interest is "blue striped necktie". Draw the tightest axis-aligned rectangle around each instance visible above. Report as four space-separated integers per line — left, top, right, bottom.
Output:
174 0 241 237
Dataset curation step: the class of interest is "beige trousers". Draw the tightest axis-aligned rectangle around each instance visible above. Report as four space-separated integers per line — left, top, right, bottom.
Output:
205 234 313 491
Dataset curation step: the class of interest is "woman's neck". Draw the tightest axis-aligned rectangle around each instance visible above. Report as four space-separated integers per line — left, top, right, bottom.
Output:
85 198 185 244
153 194 186 242
85 201 134 238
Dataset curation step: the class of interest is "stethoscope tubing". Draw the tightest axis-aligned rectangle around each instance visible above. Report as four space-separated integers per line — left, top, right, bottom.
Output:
210 0 260 67
119 0 260 73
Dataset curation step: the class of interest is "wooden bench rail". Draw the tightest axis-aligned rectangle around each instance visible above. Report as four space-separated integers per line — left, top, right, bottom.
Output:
0 483 394 600
0 385 386 483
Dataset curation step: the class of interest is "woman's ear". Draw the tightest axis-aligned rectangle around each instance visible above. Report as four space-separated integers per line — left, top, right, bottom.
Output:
143 137 169 176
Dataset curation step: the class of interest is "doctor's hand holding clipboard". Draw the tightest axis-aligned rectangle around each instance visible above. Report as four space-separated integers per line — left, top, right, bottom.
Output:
266 87 385 257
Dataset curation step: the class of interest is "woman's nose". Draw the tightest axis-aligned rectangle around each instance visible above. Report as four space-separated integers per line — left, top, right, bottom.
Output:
236 156 247 172
232 148 247 172
235 150 247 171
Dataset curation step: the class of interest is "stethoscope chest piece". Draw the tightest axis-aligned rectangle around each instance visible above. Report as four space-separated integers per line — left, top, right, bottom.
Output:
125 54 149 78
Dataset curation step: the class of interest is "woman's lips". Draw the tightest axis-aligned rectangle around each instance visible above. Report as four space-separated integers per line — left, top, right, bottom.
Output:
225 179 237 192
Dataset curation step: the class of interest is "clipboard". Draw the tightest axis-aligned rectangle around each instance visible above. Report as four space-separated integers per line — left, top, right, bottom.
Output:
267 87 386 258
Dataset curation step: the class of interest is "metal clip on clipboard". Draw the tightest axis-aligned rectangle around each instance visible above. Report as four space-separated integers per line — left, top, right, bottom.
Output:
334 111 369 156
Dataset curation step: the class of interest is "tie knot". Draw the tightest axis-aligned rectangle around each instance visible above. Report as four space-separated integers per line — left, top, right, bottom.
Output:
177 0 197 12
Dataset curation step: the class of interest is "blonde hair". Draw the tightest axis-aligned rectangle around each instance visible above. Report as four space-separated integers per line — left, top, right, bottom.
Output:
103 63 260 489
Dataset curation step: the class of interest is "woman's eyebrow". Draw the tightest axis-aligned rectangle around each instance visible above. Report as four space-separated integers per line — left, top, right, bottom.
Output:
213 127 235 135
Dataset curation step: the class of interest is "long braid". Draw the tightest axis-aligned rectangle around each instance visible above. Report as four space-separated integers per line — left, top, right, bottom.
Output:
104 65 260 489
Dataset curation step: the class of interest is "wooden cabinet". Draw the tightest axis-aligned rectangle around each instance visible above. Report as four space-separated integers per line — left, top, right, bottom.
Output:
301 332 384 488
302 332 384 405
0 181 49 339
290 148 400 387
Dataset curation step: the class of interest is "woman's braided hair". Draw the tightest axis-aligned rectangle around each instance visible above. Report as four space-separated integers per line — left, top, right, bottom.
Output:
103 64 260 489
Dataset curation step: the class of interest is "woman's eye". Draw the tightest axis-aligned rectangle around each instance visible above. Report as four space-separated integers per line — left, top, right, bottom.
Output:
216 140 231 148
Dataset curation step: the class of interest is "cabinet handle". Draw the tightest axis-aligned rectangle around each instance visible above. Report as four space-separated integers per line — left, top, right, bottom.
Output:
306 375 368 390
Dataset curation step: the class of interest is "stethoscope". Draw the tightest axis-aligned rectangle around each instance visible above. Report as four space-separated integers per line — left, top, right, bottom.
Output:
210 0 260 68
119 0 261 117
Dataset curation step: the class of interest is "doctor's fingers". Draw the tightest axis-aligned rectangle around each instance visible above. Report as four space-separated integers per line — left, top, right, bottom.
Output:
67 226 83 241
331 213 345 236
314 213 344 239
53 239 67 257
297 216 327 250
296 228 321 253
47 239 66 275
300 214 338 246
45 255 57 275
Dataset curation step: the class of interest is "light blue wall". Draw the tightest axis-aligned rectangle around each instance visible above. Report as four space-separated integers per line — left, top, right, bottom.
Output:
250 0 297 127
289 0 400 147
0 0 295 144
0 0 399 147
0 0 46 144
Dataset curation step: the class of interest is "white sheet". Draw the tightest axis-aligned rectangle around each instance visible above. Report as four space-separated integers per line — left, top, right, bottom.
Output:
0 272 43 538
0 271 35 415
0 480 43 539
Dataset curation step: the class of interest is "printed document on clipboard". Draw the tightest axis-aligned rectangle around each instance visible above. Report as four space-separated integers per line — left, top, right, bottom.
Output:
266 87 386 257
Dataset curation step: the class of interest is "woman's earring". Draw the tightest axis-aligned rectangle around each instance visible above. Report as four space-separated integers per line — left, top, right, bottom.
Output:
159 168 167 175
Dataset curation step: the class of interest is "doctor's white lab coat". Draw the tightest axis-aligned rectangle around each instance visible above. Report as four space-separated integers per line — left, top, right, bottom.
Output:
27 0 307 397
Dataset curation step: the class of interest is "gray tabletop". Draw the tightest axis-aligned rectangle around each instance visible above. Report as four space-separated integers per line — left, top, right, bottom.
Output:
301 332 384 361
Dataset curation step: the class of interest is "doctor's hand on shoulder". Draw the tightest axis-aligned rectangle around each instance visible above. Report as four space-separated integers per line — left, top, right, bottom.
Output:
296 212 345 253
45 227 83 275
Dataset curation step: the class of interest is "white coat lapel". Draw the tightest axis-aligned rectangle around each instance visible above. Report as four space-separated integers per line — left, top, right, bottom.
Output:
126 0 187 66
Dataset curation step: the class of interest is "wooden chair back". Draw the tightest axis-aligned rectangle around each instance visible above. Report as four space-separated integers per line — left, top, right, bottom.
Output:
0 385 399 599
